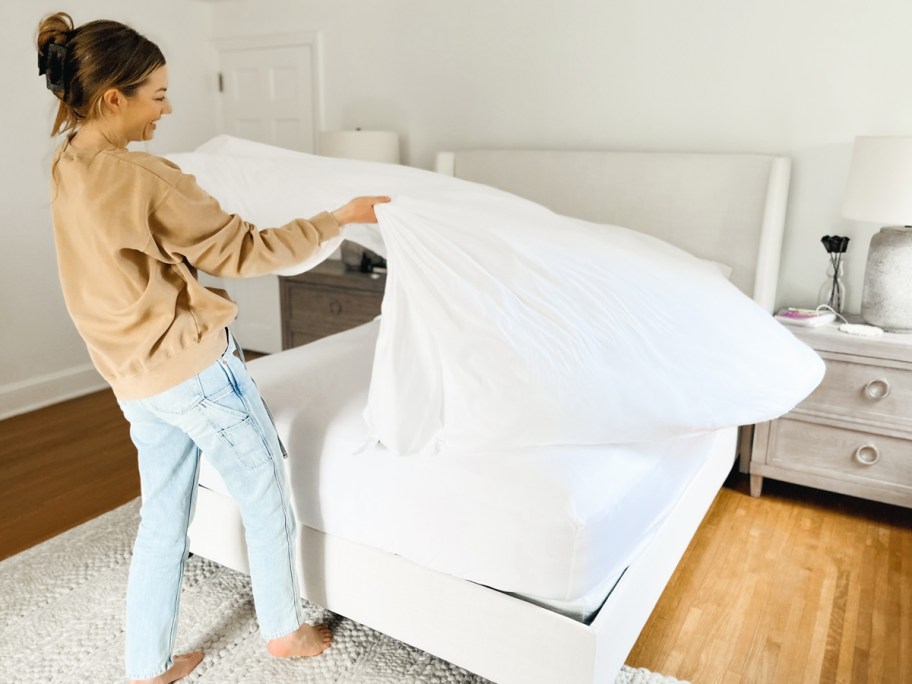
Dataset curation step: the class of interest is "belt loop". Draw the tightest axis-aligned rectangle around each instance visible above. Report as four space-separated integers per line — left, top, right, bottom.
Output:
227 328 246 364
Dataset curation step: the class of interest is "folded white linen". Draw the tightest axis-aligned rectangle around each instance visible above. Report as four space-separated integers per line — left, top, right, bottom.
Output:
167 136 824 456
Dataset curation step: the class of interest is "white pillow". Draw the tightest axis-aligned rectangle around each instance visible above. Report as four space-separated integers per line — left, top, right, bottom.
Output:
706 260 734 280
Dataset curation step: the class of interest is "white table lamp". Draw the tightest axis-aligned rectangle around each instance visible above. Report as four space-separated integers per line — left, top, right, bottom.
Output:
842 136 912 332
318 129 400 164
318 129 399 270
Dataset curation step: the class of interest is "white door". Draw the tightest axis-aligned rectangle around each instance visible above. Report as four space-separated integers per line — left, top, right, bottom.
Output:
220 43 319 152
211 36 323 354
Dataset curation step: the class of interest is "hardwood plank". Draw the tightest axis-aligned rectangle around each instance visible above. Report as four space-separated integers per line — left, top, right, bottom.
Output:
0 389 139 560
897 526 912 683
628 473 912 683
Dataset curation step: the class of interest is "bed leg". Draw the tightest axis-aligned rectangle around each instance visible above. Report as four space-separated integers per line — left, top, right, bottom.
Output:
749 474 763 497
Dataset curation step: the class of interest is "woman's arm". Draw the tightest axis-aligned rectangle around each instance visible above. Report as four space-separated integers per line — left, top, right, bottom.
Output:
149 171 389 278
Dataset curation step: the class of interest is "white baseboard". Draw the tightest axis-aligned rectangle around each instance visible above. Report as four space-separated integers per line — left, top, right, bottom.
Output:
0 364 107 421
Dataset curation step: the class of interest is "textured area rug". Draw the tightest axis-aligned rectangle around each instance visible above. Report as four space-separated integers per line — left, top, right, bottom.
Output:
0 500 688 684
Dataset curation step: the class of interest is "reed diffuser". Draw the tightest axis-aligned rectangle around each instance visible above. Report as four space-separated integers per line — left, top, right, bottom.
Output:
818 235 850 313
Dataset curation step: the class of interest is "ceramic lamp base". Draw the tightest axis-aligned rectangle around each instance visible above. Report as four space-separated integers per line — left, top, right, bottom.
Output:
861 226 912 333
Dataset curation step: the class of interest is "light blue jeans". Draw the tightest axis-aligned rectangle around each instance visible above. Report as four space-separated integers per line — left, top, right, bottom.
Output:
117 331 303 680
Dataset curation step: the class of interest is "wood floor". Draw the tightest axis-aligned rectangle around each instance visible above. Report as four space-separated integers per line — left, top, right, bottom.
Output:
627 472 910 684
0 390 138 560
1 390 909 683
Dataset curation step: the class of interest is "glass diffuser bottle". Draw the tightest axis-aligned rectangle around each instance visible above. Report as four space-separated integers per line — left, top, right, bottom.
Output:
818 235 849 313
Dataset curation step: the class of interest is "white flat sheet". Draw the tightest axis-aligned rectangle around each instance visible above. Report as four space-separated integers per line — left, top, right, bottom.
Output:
171 136 823 459
198 320 729 619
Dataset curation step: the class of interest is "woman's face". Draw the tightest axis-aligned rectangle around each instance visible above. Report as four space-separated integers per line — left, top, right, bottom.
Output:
121 65 172 142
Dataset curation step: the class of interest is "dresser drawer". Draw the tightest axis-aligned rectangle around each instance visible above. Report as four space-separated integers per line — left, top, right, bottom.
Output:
763 418 912 492
792 354 912 431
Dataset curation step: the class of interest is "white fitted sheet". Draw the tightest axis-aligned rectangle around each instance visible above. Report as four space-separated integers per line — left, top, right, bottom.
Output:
198 319 728 620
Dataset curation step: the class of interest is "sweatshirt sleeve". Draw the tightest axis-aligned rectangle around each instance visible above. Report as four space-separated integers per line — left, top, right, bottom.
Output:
149 171 342 278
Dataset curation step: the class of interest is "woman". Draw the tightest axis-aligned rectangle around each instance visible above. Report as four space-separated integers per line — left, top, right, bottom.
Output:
36 12 389 684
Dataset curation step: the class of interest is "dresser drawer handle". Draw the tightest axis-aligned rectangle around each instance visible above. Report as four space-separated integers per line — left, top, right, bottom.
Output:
854 444 881 466
329 299 343 315
863 378 891 400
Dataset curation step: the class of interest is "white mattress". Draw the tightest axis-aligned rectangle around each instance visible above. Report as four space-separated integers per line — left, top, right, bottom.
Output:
198 320 730 620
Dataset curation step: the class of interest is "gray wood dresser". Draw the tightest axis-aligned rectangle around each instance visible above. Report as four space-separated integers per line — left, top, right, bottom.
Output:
279 259 385 350
751 321 912 508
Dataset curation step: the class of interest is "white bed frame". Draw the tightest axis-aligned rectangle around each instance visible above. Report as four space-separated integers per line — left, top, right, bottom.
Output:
188 148 791 683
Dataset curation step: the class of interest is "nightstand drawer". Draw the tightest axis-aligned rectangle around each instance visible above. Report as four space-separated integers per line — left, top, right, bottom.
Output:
286 285 381 339
792 355 912 431
764 418 912 492
280 261 385 349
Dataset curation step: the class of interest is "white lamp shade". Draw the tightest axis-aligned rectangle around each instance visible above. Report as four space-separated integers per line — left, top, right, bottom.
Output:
842 136 912 225
318 130 400 164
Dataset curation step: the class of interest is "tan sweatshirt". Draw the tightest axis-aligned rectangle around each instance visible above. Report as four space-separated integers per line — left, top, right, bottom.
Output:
50 137 341 400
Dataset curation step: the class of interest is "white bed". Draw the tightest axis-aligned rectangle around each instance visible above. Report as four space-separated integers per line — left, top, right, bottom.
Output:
188 147 792 683
197 317 735 622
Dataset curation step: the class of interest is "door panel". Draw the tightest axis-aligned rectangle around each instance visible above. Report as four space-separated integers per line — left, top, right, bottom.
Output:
220 44 317 153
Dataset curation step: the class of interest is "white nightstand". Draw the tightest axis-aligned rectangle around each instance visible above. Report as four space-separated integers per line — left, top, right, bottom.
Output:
751 320 912 508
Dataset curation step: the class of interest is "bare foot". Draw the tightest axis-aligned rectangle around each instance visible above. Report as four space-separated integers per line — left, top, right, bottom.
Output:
267 622 333 658
129 651 204 684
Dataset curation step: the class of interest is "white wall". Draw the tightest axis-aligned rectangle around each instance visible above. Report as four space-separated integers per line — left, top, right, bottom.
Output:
4 0 912 416
0 2 219 417
210 0 912 312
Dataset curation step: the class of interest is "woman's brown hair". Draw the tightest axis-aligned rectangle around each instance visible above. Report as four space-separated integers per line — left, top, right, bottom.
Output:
36 12 166 137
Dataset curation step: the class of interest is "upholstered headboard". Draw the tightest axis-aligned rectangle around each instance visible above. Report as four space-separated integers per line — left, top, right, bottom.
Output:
435 150 791 312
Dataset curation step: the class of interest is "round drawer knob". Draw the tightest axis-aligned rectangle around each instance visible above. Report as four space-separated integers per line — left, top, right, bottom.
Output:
329 299 343 315
863 378 891 400
854 444 881 466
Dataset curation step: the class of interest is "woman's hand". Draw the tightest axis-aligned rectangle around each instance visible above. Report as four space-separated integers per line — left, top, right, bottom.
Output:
332 196 391 226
